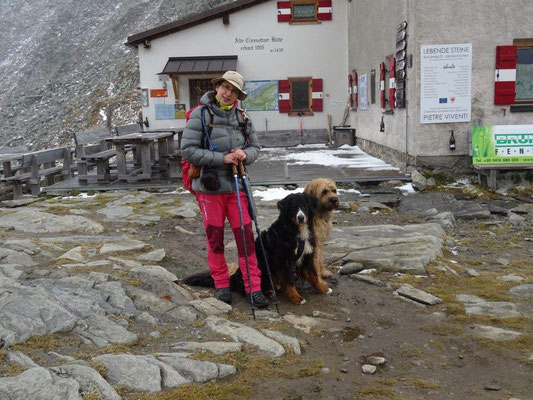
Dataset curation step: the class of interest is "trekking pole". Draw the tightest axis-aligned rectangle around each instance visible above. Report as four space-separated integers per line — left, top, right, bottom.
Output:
238 162 281 314
231 163 256 319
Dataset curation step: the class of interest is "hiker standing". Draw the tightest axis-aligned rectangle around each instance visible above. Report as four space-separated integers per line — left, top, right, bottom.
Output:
181 71 268 308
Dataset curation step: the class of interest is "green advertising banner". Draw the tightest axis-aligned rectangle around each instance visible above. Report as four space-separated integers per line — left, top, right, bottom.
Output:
472 125 533 165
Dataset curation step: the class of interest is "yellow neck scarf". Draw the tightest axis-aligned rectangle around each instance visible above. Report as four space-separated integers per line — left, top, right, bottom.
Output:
216 95 234 111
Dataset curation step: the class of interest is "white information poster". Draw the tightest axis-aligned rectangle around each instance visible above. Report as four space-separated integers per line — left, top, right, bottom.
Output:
358 73 368 110
420 43 472 124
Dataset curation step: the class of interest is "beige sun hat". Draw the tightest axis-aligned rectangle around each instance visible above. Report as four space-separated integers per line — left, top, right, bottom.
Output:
211 70 247 100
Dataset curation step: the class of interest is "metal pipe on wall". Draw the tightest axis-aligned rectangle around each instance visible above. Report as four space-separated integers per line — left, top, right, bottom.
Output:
404 0 410 171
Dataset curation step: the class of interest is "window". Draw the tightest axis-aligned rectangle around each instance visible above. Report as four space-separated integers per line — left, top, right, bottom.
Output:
515 39 533 102
277 0 332 23
291 78 311 112
495 40 533 108
278 77 323 114
292 1 317 22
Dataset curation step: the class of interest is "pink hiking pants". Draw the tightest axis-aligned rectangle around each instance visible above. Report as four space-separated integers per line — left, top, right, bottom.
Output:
197 192 261 293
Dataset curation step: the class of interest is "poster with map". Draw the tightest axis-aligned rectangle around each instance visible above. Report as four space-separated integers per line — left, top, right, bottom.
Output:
242 80 278 111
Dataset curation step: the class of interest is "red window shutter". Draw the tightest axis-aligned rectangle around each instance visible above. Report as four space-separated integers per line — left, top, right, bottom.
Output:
389 58 396 109
494 45 517 105
380 62 386 108
352 71 358 109
317 0 332 21
277 1 291 22
278 79 290 113
311 78 323 112
348 73 353 108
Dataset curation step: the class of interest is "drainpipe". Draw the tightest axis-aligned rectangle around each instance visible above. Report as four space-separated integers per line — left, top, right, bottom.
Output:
404 0 410 172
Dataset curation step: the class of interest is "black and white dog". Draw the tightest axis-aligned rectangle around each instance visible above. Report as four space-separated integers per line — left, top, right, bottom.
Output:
254 192 329 304
182 193 329 304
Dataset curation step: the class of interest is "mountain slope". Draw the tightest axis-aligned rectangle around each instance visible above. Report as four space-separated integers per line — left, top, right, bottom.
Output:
0 0 235 149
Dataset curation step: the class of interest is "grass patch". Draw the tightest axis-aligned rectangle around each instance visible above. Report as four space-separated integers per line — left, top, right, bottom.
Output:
420 323 463 336
1 363 27 377
376 378 397 386
40 206 74 216
98 343 138 355
454 315 528 330
476 335 533 357
354 386 397 399
13 334 59 352
423 171 455 186
128 377 253 400
395 273 424 286
82 390 102 400
127 349 325 400
401 346 423 358
89 361 107 378
296 359 324 377
411 378 440 390
116 271 145 288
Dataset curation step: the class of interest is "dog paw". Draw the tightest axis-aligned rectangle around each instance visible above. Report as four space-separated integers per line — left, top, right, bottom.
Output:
327 288 333 294
299 298 307 305
321 270 333 278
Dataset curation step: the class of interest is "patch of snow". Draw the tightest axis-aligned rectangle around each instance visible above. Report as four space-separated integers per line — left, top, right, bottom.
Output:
253 187 304 201
359 269 376 274
397 182 415 194
60 193 98 199
338 189 362 195
264 145 399 171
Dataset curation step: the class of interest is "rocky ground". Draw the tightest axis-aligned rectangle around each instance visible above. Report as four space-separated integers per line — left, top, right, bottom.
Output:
0 181 531 400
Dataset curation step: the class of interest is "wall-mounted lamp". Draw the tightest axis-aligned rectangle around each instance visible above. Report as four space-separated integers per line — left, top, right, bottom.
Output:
159 75 169 89
143 39 151 49
380 116 385 132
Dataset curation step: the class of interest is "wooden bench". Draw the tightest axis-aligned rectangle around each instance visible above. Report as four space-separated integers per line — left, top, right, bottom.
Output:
473 164 533 191
74 126 115 184
1 147 73 198
0 145 29 177
114 123 142 135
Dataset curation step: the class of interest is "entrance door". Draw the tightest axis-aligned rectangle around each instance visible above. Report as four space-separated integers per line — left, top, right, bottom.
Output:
189 79 213 108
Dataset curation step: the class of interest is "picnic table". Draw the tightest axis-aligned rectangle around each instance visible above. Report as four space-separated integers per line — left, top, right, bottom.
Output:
105 129 182 182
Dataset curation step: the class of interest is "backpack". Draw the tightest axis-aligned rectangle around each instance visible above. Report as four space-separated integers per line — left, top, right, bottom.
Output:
181 105 248 193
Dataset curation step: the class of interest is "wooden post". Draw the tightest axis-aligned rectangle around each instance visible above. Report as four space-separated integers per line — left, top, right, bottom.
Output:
171 75 179 100
488 169 498 191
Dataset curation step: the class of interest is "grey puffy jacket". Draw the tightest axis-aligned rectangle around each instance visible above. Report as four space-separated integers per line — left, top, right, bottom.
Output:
181 91 260 194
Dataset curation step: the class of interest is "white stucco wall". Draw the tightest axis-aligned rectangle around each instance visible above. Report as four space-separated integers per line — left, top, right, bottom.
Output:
348 0 533 162
137 0 348 133
347 0 409 158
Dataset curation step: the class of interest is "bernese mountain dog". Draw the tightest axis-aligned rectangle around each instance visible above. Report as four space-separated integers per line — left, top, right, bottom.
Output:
254 192 330 304
182 193 330 305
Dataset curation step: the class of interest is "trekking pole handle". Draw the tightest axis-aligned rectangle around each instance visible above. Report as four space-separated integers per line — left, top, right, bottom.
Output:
231 164 238 175
238 162 246 177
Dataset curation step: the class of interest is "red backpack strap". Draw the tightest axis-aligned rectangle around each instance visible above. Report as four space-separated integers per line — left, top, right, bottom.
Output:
182 105 203 194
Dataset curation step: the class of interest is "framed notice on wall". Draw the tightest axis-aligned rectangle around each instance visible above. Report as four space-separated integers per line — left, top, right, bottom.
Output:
358 74 368 110
420 43 472 124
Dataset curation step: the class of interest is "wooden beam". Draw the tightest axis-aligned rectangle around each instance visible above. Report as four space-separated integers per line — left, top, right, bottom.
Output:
171 75 179 101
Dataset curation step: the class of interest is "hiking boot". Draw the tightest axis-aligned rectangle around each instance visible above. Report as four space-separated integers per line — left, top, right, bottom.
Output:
214 287 232 305
246 291 269 308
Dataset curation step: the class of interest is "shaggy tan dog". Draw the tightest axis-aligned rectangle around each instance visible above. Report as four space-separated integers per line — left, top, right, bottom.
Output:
304 178 339 280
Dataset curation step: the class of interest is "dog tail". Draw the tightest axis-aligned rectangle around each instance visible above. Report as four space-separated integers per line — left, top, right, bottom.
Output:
181 271 215 288
181 269 245 294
